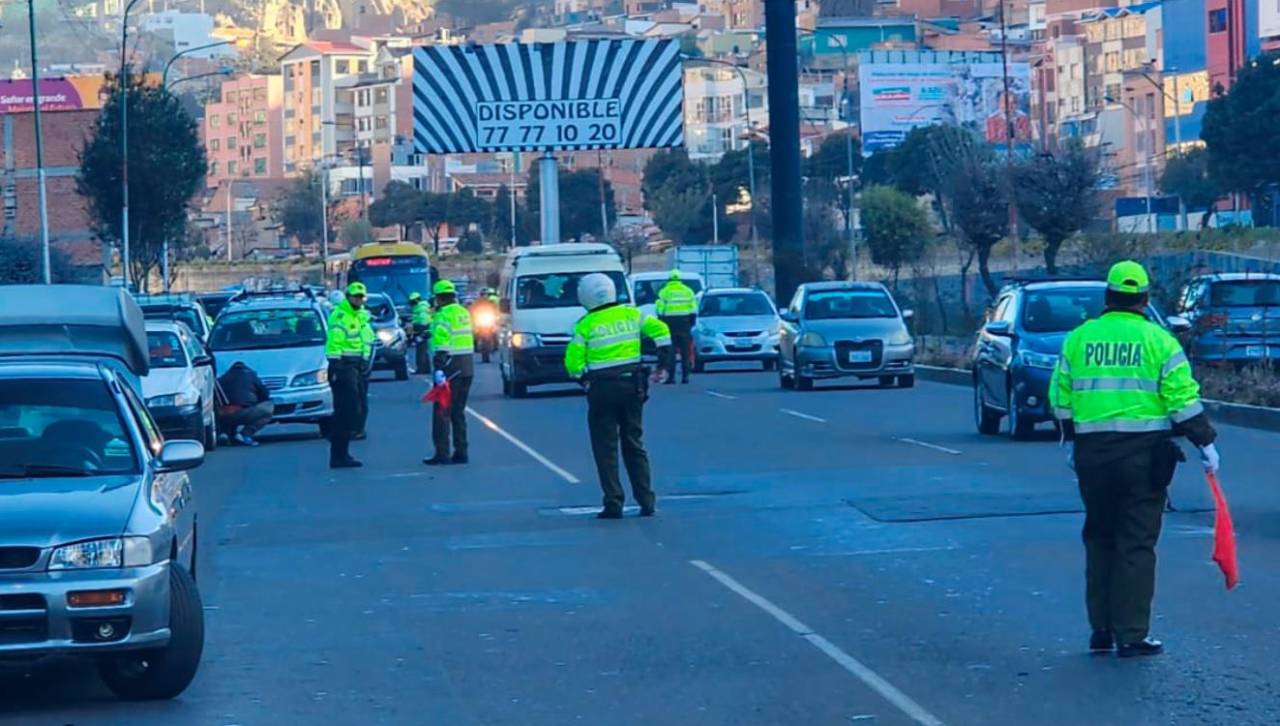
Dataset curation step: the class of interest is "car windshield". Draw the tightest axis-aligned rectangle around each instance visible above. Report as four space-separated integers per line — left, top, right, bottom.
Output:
144 307 203 335
804 289 897 320
198 293 235 318
1022 288 1106 333
366 296 398 324
516 271 631 310
702 292 773 317
634 278 704 306
210 308 326 351
0 379 139 477
147 331 188 368
1210 280 1280 307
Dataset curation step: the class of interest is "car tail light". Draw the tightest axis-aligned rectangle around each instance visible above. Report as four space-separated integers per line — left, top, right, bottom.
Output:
1199 314 1229 330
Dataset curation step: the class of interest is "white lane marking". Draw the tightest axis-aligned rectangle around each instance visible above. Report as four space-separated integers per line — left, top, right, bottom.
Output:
706 390 738 400
466 407 581 484
780 408 828 424
690 559 945 726
895 437 962 456
559 505 641 516
810 545 959 557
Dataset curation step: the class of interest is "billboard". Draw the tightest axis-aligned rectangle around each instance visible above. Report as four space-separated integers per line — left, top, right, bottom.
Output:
412 39 684 154
857 51 1032 155
1261 0 1280 40
0 76 108 114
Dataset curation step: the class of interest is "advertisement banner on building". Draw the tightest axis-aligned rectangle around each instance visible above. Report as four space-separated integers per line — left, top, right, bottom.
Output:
412 39 684 154
857 51 1032 155
1261 0 1280 40
0 76 108 113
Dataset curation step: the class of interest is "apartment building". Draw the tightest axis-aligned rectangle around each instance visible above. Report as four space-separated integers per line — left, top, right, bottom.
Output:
683 64 768 160
203 74 285 188
279 40 376 174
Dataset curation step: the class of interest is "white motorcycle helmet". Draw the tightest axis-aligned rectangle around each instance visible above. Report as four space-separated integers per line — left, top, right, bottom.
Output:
577 273 616 311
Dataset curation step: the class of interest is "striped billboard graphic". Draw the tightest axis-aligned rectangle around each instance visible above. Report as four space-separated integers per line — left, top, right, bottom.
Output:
412 38 684 154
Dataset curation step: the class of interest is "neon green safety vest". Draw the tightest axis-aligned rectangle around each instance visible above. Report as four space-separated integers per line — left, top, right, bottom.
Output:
1050 310 1204 434
431 303 474 355
358 308 375 359
326 298 370 360
655 281 697 317
565 304 672 379
411 301 432 327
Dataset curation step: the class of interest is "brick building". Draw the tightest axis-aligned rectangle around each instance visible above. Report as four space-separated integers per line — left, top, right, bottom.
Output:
203 74 285 188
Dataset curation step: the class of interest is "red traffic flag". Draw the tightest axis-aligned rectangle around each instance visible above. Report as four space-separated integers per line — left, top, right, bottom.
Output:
1205 472 1240 590
421 379 453 413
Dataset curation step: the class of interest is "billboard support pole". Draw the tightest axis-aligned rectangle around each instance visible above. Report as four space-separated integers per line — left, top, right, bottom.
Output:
539 153 560 245
27 0 51 284
765 0 805 302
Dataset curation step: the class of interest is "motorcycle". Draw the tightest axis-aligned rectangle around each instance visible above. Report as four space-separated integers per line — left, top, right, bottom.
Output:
471 303 498 363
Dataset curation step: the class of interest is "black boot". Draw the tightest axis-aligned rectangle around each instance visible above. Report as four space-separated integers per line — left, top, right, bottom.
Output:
596 509 623 519
330 457 363 469
423 455 453 466
1089 630 1114 653
1117 637 1163 658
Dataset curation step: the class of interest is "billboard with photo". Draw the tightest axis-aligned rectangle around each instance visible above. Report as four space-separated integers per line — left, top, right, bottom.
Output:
857 51 1032 155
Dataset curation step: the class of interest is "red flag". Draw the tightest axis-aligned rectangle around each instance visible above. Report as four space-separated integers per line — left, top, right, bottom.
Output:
421 379 453 414
1206 472 1240 590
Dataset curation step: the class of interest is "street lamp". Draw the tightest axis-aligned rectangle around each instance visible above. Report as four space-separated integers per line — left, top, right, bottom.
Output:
322 119 370 213
1105 94 1155 231
1135 62 1189 230
161 40 233 87
165 67 234 92
118 0 146 290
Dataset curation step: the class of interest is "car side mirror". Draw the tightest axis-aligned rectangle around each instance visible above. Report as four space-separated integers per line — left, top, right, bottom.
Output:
156 440 204 472
1166 315 1192 334
901 309 914 320
780 310 797 323
192 354 214 367
499 299 511 314
984 320 1013 336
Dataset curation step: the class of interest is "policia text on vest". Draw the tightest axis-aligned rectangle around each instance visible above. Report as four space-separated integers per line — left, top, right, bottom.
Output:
1049 261 1219 658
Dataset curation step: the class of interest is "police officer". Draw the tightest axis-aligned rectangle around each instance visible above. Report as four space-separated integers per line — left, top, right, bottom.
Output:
326 282 374 468
1050 260 1219 658
408 291 432 375
423 279 475 465
565 273 674 519
655 269 698 384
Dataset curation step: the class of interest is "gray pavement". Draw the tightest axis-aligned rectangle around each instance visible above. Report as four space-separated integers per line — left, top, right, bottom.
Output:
2 362 1278 725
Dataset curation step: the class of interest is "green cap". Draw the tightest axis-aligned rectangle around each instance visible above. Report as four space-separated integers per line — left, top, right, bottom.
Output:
346 281 368 297
409 292 422 302
1106 260 1150 294
433 279 456 296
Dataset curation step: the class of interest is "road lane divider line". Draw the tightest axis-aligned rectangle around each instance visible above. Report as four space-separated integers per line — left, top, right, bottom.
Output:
466 407 581 485
895 438 962 456
780 408 828 423
705 390 738 400
690 559 945 726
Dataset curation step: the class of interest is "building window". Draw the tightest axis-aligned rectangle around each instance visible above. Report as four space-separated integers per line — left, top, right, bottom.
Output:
253 133 267 149
227 112 237 124
228 161 237 175
254 157 267 175
285 135 295 147
254 110 267 124
209 138 220 151
374 116 388 130
358 60 368 73
226 90 238 103
209 115 221 129
1208 8 1227 32
227 137 238 149
310 60 320 77
337 60 350 74
375 87 389 104
210 161 218 176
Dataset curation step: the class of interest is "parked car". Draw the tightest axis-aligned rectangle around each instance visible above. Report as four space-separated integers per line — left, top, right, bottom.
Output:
195 290 239 321
207 288 333 434
693 287 781 371
972 278 1185 439
135 293 212 343
777 281 915 390
0 285 205 701
143 320 218 449
1175 272 1280 366
366 293 409 380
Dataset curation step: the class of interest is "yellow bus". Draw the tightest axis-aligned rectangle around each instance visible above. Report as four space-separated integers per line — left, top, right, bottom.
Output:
345 242 436 310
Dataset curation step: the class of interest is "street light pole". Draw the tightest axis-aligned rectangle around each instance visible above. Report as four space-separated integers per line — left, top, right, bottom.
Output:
1137 63 1188 230
119 0 145 289
26 0 51 284
161 40 232 87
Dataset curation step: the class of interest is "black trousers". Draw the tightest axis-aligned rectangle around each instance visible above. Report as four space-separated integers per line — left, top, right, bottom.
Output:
661 316 694 380
432 375 472 459
355 370 370 435
327 360 361 463
587 377 655 513
1076 446 1168 644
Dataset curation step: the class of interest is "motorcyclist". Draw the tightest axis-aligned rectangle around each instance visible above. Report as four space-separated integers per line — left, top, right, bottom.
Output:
469 288 500 363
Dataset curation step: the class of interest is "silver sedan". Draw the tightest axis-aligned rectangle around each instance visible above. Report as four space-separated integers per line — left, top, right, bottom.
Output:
693 288 782 371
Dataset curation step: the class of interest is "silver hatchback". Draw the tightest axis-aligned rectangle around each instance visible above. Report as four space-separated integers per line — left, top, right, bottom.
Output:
778 281 915 390
693 288 782 371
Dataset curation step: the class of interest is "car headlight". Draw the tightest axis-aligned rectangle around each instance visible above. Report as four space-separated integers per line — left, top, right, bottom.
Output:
376 328 399 345
290 368 329 387
888 330 913 346
146 391 196 408
510 332 541 349
48 537 153 570
1019 351 1059 369
798 331 828 348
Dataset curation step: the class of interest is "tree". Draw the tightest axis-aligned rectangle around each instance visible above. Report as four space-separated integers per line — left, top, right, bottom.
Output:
491 185 517 250
341 218 374 246
457 228 484 254
525 168 616 242
419 192 452 254
801 182 848 280
1011 139 1101 274
648 185 712 245
77 75 206 288
806 131 860 181
274 170 326 249
1202 52 1280 208
449 188 493 235
859 185 930 288
642 147 704 209
0 239 74 284
369 181 423 238
1160 147 1221 212
936 129 1007 297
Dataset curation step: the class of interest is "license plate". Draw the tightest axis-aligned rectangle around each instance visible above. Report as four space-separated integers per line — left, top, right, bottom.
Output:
730 342 753 350
849 350 873 364
1246 345 1265 358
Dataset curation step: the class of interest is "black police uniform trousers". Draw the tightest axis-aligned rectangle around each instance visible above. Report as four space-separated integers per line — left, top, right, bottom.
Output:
660 315 695 381
327 358 362 464
587 372 655 514
432 353 474 459
1075 440 1174 645
355 362 370 436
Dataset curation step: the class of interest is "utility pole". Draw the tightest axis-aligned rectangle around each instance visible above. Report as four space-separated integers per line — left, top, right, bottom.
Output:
27 0 51 284
597 150 609 237
764 0 805 301
998 0 1020 270
509 152 518 248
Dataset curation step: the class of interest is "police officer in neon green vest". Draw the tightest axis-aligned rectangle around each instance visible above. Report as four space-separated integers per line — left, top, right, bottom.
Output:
566 273 674 519
408 291 432 375
423 279 475 466
325 281 375 468
655 269 698 384
1050 260 1219 658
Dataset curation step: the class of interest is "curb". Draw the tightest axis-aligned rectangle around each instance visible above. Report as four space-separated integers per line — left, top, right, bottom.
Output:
913 364 1280 433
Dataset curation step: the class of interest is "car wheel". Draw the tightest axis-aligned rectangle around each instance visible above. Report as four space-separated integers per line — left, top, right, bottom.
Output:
97 564 204 701
1007 385 1034 440
762 359 776 371
512 381 528 398
974 381 1001 435
796 372 814 391
693 359 705 373
897 374 915 388
394 359 409 381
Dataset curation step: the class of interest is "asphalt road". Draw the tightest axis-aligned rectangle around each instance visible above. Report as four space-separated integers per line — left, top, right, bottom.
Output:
3 362 1278 725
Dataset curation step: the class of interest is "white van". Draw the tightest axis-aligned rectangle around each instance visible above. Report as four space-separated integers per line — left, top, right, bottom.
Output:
497 243 630 397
